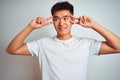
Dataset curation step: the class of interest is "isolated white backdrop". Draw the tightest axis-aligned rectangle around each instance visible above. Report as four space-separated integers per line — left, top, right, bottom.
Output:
0 0 120 80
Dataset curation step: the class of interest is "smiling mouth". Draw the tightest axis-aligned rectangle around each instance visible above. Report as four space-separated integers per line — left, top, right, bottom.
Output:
58 27 67 31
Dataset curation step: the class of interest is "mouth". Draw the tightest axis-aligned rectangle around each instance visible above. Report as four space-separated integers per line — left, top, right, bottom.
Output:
58 27 67 31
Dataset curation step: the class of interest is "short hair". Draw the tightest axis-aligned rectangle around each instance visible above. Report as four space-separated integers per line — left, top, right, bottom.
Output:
51 1 74 16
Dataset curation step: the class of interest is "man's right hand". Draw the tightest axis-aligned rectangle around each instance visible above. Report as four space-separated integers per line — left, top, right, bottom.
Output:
6 16 52 55
28 16 53 29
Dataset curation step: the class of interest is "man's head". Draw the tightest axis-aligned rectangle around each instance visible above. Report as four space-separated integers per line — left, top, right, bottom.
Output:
51 1 74 38
51 1 74 16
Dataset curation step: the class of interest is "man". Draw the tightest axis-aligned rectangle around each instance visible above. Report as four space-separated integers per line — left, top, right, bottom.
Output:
6 1 120 80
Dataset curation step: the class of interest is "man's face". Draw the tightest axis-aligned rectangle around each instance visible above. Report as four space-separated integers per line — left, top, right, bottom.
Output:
53 10 73 36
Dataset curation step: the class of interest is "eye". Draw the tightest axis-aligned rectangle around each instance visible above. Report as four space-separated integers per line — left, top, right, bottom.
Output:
63 17 69 21
53 18 58 21
53 17 60 22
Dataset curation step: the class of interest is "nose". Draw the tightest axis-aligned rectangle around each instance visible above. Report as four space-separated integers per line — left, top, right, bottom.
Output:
59 19 65 26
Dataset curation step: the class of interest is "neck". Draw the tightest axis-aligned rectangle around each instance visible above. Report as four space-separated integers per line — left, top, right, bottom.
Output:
57 34 72 40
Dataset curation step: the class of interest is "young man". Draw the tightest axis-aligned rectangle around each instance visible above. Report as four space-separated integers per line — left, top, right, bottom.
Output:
6 1 120 80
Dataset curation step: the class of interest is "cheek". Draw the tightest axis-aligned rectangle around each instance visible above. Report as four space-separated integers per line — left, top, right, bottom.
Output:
66 19 72 25
68 26 72 31
53 22 58 30
53 21 58 26
67 22 73 28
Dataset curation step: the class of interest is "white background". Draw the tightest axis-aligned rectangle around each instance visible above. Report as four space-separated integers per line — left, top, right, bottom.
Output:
0 0 120 80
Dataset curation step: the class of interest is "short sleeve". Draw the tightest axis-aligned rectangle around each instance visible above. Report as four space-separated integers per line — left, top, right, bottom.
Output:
89 39 102 55
26 40 40 57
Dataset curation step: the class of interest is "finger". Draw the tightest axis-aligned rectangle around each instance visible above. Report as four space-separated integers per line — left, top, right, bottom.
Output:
70 15 80 24
81 16 88 24
45 16 53 25
82 16 87 23
36 17 43 24
46 21 53 25
70 20 75 24
79 16 86 25
70 20 79 24
80 16 85 24
70 15 79 21
45 16 53 21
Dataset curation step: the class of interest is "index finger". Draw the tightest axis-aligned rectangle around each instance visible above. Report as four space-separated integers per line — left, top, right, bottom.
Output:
70 15 79 20
45 16 53 21
70 15 80 24
44 16 53 25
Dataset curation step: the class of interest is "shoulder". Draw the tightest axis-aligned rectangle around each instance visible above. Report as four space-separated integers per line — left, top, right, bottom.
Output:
74 37 98 42
27 37 53 45
74 37 101 45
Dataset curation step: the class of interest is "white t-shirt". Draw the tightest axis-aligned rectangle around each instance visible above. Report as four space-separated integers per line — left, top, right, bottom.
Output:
27 36 102 80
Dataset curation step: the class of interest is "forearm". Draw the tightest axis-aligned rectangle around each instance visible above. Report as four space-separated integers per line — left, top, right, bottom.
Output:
6 26 34 53
92 23 120 50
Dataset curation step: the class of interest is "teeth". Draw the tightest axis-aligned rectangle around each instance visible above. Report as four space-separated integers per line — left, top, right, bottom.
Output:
59 27 66 31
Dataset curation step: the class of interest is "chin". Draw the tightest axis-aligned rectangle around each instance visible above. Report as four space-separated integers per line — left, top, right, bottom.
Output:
58 32 69 36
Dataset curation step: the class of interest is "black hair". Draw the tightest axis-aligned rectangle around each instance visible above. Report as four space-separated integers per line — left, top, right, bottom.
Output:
51 1 74 15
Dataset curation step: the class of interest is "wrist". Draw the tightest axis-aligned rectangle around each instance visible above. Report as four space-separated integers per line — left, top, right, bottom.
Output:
26 25 36 31
91 22 101 30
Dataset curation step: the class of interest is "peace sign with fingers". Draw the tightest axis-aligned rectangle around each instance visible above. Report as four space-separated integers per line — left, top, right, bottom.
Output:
28 16 53 29
70 16 97 29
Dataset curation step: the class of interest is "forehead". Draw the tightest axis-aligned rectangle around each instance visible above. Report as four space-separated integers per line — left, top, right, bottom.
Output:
53 10 72 17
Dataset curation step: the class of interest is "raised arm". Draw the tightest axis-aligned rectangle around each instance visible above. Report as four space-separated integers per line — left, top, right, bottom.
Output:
6 16 52 55
71 16 120 55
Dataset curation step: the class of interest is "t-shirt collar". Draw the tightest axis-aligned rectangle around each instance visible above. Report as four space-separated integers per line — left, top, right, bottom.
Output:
54 36 75 43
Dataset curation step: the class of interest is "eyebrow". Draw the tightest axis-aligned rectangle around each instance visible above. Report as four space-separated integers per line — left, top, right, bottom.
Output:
63 15 70 17
53 16 59 18
53 15 70 18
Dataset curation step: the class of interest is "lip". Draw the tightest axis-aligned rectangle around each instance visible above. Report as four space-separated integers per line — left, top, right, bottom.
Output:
58 27 67 31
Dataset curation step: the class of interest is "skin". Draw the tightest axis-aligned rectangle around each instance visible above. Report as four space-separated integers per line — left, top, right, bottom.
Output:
53 10 73 40
6 10 120 55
